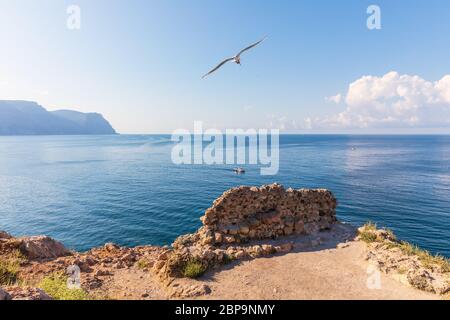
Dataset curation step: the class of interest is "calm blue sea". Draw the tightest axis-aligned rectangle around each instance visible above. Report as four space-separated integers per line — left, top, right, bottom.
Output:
0 135 448 257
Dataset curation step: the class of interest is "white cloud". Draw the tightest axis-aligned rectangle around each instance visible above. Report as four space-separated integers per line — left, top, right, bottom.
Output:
266 113 306 131
315 72 450 129
326 93 342 104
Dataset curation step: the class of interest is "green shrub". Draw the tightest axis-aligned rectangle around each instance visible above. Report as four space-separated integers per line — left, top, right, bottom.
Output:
136 258 151 270
0 260 18 285
359 232 378 243
358 222 397 243
222 254 235 265
182 260 206 279
0 250 25 285
38 273 89 300
358 223 378 243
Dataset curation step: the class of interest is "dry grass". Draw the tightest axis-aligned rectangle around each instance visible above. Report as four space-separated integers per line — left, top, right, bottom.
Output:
358 222 379 243
360 221 449 273
395 241 449 272
0 250 26 285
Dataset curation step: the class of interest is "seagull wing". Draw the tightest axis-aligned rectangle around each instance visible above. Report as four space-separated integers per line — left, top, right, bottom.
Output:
202 57 235 79
236 37 267 58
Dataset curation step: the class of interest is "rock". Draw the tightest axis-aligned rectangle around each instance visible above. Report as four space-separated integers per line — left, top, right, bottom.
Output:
364 233 450 296
247 218 260 227
153 260 165 271
94 269 112 277
378 230 396 242
0 231 13 240
5 287 53 300
407 269 435 293
0 288 12 300
294 221 305 234
157 251 169 261
358 227 396 243
337 243 350 249
121 253 136 264
84 256 98 266
251 245 263 257
104 243 120 251
214 232 223 243
19 236 71 260
234 250 246 259
72 258 93 273
223 235 235 244
276 242 294 253
84 277 103 290
227 225 239 236
283 216 295 227
283 226 293 235
239 225 250 235
113 261 125 269
304 223 319 234
262 244 276 254
172 284 211 298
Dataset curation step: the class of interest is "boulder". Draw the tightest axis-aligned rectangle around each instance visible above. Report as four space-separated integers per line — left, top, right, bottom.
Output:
0 231 13 240
0 288 12 300
407 269 436 293
104 243 120 252
19 236 71 260
4 287 53 300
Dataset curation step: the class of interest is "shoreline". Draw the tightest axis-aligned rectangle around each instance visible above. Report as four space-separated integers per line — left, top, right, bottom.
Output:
1 184 449 300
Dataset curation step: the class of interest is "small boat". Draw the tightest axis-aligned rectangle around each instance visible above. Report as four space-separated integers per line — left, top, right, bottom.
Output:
233 167 246 174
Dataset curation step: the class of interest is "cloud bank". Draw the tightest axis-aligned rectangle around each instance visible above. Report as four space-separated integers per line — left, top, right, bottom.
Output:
319 72 450 129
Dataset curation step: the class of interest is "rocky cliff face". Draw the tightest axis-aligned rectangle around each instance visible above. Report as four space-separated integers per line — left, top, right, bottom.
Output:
0 100 116 135
0 234 71 260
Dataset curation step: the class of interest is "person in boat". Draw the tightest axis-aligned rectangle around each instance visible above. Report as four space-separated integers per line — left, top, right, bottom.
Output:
233 167 245 174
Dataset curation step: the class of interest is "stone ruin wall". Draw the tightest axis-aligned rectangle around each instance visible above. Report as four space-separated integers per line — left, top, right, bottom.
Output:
199 183 338 245
150 183 338 290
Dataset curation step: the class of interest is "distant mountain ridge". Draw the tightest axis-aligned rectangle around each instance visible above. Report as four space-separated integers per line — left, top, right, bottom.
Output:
0 100 116 135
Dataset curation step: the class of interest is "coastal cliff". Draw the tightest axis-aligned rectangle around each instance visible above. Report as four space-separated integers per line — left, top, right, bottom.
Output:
1 184 448 300
0 100 116 135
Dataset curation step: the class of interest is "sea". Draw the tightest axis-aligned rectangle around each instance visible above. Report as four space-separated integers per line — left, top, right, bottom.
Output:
0 134 448 257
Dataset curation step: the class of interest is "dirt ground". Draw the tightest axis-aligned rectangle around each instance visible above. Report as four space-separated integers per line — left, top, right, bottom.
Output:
98 223 438 300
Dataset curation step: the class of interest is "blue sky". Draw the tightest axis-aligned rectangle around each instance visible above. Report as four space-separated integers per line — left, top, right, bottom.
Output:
1 0 450 133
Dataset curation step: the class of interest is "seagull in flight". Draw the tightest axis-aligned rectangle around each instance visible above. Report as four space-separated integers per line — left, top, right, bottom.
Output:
202 37 267 79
